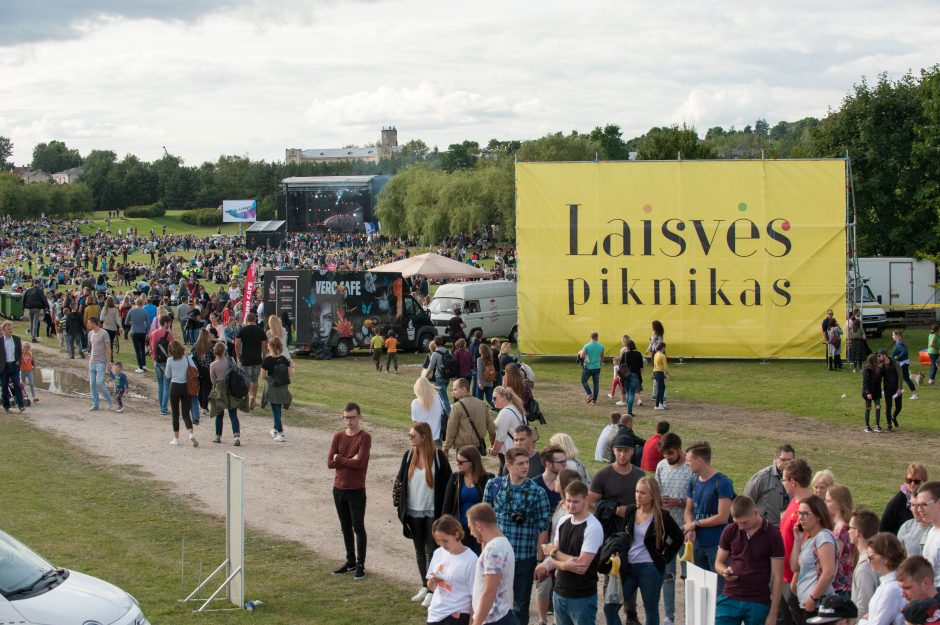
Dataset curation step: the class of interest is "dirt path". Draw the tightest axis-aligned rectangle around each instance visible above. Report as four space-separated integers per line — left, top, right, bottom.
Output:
21 341 938 623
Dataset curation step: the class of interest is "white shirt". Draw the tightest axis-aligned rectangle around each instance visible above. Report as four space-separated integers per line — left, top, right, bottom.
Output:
552 513 604 555
493 406 525 450
3 336 15 363
595 424 616 462
426 547 477 621
858 571 905 625
406 467 435 514
473 535 515 624
923 526 940 586
410 397 445 441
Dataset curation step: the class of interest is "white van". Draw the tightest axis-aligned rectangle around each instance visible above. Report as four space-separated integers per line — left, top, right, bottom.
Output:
429 280 518 342
0 529 151 625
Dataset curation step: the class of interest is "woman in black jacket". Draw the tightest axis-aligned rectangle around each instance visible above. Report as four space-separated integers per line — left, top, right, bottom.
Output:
862 353 883 432
441 446 493 554
395 422 453 604
604 476 683 625
620 339 645 416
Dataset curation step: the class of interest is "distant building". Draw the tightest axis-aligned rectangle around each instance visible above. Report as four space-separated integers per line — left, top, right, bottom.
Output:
18 169 52 184
52 167 84 184
286 127 400 164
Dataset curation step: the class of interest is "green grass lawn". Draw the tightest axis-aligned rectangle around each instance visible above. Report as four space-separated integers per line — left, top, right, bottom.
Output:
80 210 244 236
0 416 424 625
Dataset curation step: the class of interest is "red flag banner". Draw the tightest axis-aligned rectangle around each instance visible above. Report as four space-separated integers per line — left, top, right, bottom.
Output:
242 263 257 324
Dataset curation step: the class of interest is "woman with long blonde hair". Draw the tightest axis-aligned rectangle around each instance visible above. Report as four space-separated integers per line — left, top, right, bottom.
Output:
824 484 856 596
604 476 683 625
549 432 591 487
411 376 445 443
394 422 452 604
491 385 526 474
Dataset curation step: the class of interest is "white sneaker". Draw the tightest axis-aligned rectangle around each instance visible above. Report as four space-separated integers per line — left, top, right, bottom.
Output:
664 618 675 625
135 368 144 373
637 398 643 406
270 429 278 439
421 592 433 608
607 393 613 398
115 406 123 413
615 400 626 406
170 438 180 446
910 392 919 400
655 405 665 410
274 434 286 443
411 587 428 602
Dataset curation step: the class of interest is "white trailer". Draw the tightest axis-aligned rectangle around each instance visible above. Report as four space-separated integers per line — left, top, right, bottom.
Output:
857 257 939 320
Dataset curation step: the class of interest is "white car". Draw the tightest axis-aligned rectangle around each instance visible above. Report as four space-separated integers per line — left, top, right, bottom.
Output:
0 529 150 625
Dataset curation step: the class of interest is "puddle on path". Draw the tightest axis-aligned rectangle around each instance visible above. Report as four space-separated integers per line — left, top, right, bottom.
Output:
35 368 148 400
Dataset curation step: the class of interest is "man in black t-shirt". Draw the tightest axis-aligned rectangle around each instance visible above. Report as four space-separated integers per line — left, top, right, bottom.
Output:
447 308 466 343
235 312 267 409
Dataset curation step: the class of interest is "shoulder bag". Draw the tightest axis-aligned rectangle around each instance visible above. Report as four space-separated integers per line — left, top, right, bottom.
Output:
458 400 487 455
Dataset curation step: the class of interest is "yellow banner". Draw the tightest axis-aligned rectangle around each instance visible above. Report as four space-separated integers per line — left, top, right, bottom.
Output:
516 160 847 358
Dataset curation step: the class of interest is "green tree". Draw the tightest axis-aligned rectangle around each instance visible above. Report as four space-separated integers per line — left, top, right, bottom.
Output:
516 132 602 162
589 124 630 160
0 173 27 218
440 141 480 172
81 150 117 210
30 140 82 173
0 136 13 171
635 124 714 160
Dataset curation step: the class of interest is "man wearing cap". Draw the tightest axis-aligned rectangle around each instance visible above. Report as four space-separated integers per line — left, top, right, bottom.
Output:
805 595 858 625
588 434 643 625
715 495 785 625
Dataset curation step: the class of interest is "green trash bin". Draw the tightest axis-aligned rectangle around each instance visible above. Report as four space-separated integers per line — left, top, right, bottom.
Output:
7 292 24 320
0 291 9 319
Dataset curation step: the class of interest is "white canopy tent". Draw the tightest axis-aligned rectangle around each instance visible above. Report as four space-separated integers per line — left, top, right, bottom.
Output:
368 252 493 281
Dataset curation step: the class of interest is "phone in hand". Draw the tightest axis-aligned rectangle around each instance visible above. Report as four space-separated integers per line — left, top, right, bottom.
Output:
797 522 804 532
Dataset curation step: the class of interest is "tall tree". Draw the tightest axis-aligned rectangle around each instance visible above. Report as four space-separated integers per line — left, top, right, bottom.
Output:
589 124 630 160
30 140 82 173
0 136 13 171
635 124 714 160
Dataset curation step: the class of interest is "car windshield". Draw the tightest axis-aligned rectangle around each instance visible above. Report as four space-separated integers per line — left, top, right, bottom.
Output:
428 297 462 315
0 529 55 596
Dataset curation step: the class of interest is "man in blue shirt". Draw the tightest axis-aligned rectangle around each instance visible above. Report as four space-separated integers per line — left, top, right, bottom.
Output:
484 446 551 624
578 332 604 404
683 441 734 593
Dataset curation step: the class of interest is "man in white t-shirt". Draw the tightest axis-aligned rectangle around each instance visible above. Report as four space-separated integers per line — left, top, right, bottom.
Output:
542 480 603 625
468 503 517 625
914 481 940 586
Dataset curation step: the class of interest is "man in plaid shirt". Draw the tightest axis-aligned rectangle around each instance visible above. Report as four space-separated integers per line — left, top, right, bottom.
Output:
484 445 551 624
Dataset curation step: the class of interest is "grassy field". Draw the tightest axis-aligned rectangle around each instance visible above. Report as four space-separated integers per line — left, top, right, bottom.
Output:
80 210 244 236
0 416 424 625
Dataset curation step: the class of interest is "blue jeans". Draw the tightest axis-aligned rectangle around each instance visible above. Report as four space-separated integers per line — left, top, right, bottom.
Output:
89 362 112 409
478 384 494 407
553 592 597 625
695 544 724 594
662 553 685 620
653 371 666 406
155 363 170 413
716 595 771 625
625 373 639 414
513 557 537 625
190 396 200 424
581 367 600 400
215 409 241 436
604 562 664 625
271 403 283 433
435 377 452 414
929 353 938 382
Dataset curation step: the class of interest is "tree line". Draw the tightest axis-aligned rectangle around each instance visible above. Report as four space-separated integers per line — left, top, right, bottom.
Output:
0 65 937 258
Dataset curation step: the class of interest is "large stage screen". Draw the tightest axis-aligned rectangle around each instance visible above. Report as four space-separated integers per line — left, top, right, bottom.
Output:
222 199 257 223
516 160 847 358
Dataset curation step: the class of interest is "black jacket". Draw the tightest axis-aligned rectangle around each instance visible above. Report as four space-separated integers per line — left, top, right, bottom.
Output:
618 504 684 573
880 490 913 535
881 358 900 393
442 471 494 521
0 334 22 366
23 286 49 310
621 350 645 380
862 366 883 399
395 449 453 538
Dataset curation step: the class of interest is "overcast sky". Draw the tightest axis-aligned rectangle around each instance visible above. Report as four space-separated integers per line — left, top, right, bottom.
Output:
1 0 938 166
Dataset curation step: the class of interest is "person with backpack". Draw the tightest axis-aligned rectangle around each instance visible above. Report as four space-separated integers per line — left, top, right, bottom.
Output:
208 342 246 446
260 336 293 443
426 336 456 418
149 314 175 415
683 441 734 592
476 344 497 408
443 378 496 458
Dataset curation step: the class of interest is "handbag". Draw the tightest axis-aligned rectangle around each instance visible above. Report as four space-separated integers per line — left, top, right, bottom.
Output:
185 356 200 396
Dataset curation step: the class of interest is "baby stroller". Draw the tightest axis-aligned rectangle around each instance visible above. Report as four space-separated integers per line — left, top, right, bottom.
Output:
6 376 30 408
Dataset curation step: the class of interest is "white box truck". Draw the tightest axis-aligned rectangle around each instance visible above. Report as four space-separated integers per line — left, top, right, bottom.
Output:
857 257 939 320
429 280 518 342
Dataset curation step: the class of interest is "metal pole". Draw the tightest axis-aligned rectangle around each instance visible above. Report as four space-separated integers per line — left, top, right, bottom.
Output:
180 559 229 602
196 567 243 613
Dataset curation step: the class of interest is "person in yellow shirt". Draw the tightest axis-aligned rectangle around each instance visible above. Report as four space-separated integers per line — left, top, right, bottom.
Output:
652 343 672 410
369 331 385 372
383 331 399 374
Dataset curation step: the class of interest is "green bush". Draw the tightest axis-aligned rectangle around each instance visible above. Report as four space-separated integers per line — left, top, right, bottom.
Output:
124 203 166 218
179 207 222 226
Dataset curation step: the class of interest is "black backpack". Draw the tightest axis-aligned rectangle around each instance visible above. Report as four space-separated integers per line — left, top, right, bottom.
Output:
154 331 171 364
226 358 251 400
439 349 460 380
269 357 291 387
